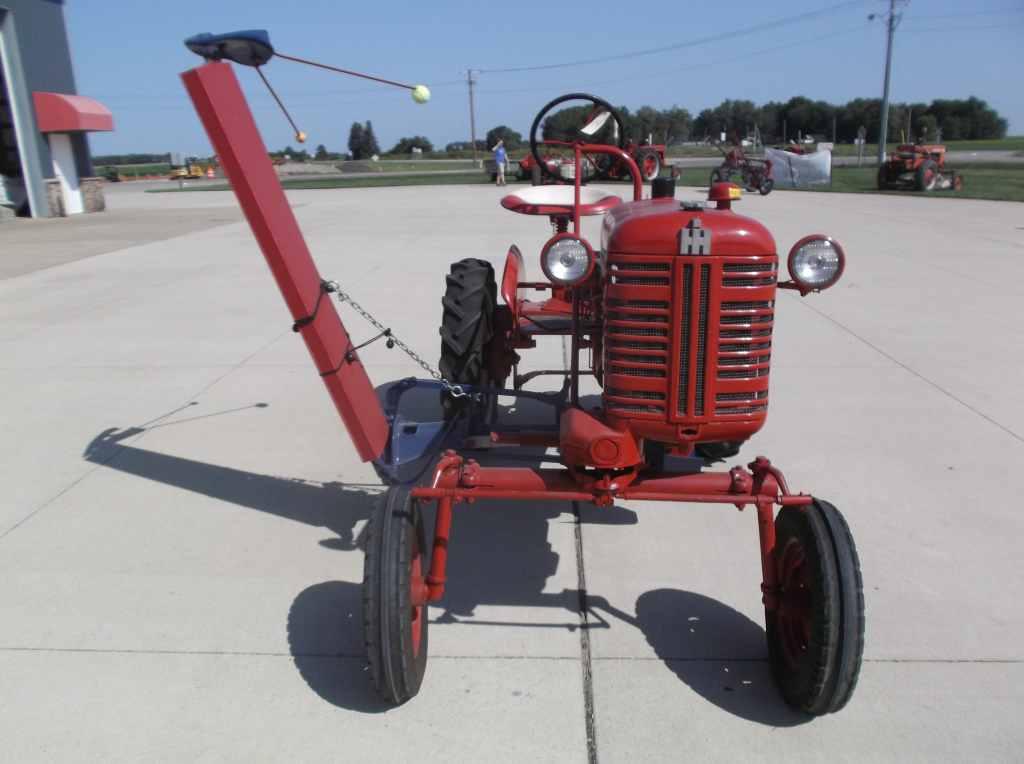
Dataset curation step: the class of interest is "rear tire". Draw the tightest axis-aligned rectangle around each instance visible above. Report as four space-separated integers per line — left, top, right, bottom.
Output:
759 178 774 195
363 486 429 705
915 159 938 191
766 500 864 715
439 259 497 415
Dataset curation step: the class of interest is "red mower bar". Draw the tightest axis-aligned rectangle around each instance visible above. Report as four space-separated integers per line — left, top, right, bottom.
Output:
181 61 388 461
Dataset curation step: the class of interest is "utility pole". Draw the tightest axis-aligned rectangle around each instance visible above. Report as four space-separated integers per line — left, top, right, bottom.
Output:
466 69 478 166
875 0 902 165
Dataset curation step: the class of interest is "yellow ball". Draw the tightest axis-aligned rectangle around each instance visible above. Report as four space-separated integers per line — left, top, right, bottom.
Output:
411 85 430 104
295 131 307 143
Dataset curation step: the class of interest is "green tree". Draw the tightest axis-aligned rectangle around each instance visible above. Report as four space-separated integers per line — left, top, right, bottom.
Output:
314 144 329 160
389 136 434 154
347 122 365 159
361 121 381 158
485 125 523 150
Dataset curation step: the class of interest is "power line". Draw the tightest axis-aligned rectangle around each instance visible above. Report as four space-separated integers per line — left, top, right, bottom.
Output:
908 7 1024 20
474 23 872 97
477 0 870 74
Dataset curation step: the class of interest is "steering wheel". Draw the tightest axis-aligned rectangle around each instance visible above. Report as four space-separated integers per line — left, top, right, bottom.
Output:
529 93 627 184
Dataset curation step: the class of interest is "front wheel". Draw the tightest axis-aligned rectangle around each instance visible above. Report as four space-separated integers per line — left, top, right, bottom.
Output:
916 159 938 191
636 149 661 181
363 486 430 705
709 168 725 186
766 499 864 715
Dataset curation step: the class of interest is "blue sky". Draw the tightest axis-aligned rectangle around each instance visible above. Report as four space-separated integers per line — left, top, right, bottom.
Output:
66 0 1024 155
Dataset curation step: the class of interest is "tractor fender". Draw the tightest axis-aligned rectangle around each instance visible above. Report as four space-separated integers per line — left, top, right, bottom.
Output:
501 244 525 324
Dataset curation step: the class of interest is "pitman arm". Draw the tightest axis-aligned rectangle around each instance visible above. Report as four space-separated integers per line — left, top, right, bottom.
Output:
181 61 388 461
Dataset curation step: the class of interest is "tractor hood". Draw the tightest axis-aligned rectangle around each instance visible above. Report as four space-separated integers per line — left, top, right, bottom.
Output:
601 198 776 257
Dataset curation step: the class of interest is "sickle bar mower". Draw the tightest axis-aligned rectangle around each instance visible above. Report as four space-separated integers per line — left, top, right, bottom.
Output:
182 35 864 717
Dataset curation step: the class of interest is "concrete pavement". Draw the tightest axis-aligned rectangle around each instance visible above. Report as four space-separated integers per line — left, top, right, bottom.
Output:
1 181 1023 762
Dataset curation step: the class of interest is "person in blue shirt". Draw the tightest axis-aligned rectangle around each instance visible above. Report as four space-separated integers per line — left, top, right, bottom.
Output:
491 139 507 186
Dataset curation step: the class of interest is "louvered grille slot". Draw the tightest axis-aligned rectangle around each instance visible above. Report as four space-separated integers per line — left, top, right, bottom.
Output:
611 326 668 337
609 340 667 351
607 403 664 415
606 299 669 310
715 404 769 415
716 391 769 402
722 300 773 311
720 341 772 352
723 276 777 287
612 276 671 286
720 314 773 325
720 328 773 338
606 388 665 401
607 312 665 323
676 265 693 415
723 263 775 272
610 263 670 272
610 366 666 378
610 353 667 364
719 367 770 379
719 354 771 366
694 265 710 416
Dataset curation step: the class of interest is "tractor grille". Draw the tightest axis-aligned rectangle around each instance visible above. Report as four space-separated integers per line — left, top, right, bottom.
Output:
604 253 776 423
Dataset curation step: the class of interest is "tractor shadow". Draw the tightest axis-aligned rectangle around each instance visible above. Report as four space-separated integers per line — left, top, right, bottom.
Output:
603 589 810 727
81 387 801 723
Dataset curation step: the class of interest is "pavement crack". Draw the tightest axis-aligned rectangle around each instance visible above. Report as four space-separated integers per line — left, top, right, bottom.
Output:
573 501 599 764
794 297 1024 445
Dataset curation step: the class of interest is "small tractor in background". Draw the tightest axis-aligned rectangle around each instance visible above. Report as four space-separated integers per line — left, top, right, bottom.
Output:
510 139 666 185
877 144 963 192
710 142 774 195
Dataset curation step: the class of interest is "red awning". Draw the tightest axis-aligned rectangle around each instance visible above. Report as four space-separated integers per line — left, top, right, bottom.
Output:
32 92 114 133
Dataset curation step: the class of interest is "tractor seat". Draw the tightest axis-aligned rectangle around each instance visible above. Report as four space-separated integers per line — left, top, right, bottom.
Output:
501 186 621 217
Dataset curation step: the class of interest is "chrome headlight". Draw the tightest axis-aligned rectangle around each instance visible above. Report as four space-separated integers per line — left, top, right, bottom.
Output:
787 235 845 292
541 235 594 285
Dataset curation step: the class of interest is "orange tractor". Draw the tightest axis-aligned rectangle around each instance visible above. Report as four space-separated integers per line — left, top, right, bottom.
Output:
877 144 963 192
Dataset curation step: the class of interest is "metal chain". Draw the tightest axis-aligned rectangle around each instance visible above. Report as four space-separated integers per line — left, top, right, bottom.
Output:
323 280 469 398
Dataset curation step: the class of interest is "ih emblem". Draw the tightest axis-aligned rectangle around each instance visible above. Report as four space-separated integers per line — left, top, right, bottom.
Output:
680 218 711 255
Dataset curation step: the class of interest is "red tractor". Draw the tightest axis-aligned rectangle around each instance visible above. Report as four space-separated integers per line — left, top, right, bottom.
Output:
710 142 774 195
877 143 963 192
183 35 864 717
516 112 666 185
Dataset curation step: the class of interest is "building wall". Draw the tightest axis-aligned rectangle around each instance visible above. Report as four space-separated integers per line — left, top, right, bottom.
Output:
0 0 92 180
